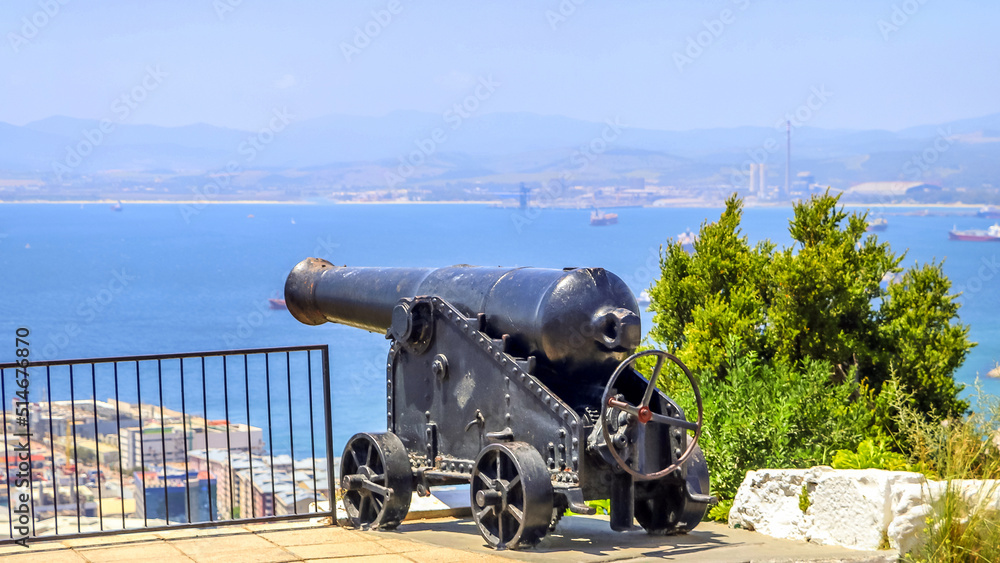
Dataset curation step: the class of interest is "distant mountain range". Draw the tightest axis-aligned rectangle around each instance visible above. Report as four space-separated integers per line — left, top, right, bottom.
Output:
3 111 1000 191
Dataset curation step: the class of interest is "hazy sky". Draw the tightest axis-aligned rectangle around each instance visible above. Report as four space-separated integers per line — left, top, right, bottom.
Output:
1 0 996 132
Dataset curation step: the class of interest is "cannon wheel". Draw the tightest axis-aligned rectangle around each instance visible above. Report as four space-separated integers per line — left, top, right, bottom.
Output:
635 443 711 534
339 432 413 530
470 442 553 550
600 349 703 480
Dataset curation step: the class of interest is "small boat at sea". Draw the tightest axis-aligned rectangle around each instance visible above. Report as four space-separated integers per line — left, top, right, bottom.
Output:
269 298 287 310
866 218 888 232
948 223 1000 241
590 209 618 226
110 200 123 211
976 205 1000 219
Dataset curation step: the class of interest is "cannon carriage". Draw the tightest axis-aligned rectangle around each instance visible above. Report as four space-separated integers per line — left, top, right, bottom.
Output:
285 258 713 549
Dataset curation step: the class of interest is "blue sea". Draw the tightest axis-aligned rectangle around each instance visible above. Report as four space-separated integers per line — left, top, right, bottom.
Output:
1 203 998 457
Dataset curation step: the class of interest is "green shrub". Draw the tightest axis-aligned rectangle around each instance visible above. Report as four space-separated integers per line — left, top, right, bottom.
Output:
646 191 975 516
662 339 897 500
902 384 1000 562
707 499 733 523
649 191 973 422
832 438 911 471
798 485 811 513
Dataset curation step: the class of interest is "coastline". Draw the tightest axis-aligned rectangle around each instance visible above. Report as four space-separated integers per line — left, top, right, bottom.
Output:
0 199 501 205
0 199 312 205
0 198 990 209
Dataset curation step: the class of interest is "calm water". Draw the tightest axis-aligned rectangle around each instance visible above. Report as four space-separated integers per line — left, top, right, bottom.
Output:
1 203 998 455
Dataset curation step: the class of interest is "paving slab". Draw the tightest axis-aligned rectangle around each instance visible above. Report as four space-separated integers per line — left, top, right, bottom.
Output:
392 514 899 562
4 514 899 562
75 540 194 563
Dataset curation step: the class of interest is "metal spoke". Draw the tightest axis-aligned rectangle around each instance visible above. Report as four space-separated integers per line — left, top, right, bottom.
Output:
649 412 698 430
507 473 521 491
507 504 524 524
350 447 362 471
497 509 505 544
361 480 393 497
476 505 495 522
640 355 665 407
477 471 494 489
607 398 640 416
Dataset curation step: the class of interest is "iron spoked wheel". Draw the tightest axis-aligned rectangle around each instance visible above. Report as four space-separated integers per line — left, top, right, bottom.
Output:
600 349 703 480
339 432 413 530
470 442 553 550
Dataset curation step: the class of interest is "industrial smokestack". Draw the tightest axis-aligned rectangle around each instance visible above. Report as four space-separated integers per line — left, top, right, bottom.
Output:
785 120 791 198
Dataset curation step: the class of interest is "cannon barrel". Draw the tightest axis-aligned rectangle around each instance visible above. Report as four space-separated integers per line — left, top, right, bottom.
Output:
285 258 642 379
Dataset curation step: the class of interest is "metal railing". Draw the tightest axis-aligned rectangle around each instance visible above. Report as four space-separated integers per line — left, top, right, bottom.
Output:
0 345 334 544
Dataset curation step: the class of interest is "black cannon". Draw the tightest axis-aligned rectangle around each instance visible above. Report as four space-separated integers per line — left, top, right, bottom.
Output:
285 258 713 549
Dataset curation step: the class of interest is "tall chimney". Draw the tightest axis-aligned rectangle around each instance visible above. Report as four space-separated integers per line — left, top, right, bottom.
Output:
785 120 791 198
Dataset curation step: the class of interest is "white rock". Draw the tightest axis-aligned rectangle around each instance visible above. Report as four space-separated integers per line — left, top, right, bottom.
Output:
729 467 1000 555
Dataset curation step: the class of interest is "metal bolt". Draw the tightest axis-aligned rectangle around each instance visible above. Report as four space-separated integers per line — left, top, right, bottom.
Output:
431 354 449 379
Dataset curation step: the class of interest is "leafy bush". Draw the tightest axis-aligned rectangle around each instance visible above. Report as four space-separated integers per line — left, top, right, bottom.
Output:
707 499 733 522
647 191 974 513
831 439 911 471
649 191 973 421
664 339 897 500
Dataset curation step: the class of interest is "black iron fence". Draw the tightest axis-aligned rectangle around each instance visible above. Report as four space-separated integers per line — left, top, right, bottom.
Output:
0 345 334 544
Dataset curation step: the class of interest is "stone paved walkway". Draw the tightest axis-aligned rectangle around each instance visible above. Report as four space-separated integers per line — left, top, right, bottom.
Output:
0 516 897 562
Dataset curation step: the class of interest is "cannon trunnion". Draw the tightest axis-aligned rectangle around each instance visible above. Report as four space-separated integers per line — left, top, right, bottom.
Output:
286 259 713 549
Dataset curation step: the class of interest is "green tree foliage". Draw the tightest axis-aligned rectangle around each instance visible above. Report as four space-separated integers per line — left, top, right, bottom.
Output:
649 191 973 420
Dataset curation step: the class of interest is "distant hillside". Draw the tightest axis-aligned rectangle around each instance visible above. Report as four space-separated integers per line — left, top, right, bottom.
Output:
2 111 1000 191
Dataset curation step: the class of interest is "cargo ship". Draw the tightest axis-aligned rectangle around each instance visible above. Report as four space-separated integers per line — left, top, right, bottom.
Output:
948 223 1000 241
976 205 1000 219
590 209 618 226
